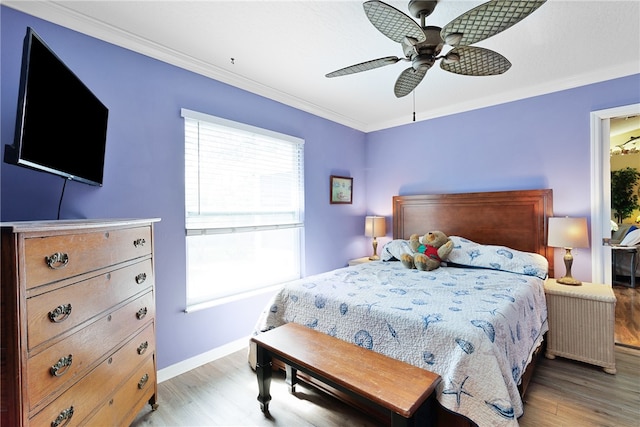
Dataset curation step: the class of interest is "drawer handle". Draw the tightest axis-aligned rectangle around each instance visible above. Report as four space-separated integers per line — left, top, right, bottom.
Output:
138 373 149 389
50 355 73 377
136 307 148 320
51 406 74 427
133 238 146 248
135 273 147 284
45 252 69 270
137 341 149 355
48 304 73 323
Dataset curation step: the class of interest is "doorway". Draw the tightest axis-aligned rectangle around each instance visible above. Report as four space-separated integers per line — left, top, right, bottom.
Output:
590 103 640 284
590 103 640 349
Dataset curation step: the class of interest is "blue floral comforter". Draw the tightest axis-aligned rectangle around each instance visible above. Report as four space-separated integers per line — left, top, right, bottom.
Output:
254 254 548 427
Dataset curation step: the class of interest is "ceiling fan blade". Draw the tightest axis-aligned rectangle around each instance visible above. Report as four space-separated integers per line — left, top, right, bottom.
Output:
394 67 428 98
363 0 426 44
326 56 402 78
440 46 511 76
441 0 546 46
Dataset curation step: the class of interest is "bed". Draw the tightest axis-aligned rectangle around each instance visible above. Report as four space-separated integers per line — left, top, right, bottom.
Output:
252 189 554 427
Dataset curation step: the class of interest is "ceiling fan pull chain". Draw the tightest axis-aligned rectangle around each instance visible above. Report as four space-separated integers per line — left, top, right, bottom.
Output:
413 90 416 122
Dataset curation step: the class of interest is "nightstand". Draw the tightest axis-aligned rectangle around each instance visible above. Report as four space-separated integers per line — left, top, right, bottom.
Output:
348 256 374 266
544 278 616 374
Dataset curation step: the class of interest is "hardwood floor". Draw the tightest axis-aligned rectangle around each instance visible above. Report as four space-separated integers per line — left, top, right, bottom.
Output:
521 345 639 427
613 284 640 348
131 345 640 427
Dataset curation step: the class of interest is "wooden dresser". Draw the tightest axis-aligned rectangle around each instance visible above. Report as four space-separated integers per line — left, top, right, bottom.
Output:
1 218 160 426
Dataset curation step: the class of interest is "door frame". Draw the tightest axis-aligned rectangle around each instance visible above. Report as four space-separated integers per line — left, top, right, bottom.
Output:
590 103 640 284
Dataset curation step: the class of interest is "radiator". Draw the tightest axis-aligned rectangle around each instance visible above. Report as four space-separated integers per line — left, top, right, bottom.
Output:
544 280 616 374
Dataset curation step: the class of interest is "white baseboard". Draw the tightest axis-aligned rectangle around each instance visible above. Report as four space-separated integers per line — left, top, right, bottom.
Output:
157 336 250 383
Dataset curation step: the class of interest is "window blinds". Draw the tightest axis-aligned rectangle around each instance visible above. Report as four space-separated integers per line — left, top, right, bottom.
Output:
182 109 304 234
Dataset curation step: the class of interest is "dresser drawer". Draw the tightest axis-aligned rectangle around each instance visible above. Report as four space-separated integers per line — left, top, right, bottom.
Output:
27 291 155 412
28 324 156 426
27 259 154 350
24 226 152 289
83 355 157 426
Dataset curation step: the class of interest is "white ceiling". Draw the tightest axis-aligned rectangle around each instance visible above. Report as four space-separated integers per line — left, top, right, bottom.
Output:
4 0 640 133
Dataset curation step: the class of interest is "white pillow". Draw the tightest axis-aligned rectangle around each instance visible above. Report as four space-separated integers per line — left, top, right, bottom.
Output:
380 239 415 261
620 228 640 246
447 236 549 279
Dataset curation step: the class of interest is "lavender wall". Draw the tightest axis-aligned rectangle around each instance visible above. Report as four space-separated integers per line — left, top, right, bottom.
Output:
0 7 367 369
365 74 640 282
2 6 639 371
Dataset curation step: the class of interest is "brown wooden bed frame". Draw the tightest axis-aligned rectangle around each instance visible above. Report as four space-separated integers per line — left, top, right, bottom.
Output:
391 188 554 426
392 189 554 278
276 189 554 426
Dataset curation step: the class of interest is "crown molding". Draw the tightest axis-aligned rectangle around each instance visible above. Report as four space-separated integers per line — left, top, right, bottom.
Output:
4 1 637 134
3 1 368 131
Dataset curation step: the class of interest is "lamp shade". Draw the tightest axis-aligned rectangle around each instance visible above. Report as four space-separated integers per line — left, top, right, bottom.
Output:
365 216 386 238
548 217 589 248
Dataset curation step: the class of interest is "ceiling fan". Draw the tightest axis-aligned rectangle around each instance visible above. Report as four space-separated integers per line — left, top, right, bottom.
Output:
326 0 547 98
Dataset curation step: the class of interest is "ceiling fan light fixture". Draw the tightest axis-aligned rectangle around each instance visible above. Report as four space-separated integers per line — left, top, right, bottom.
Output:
403 36 419 47
402 36 421 57
412 55 434 71
444 32 463 46
443 52 460 64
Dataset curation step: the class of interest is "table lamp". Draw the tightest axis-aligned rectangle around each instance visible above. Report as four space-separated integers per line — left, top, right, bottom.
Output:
548 217 590 285
365 216 386 260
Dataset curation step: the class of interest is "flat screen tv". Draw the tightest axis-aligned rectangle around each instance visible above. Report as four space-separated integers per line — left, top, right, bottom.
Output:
4 27 108 186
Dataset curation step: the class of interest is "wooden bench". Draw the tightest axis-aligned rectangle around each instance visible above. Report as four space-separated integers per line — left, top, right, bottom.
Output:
251 322 441 427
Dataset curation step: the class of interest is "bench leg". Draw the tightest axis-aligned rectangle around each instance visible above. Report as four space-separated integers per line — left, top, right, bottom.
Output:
255 344 272 413
285 364 298 393
391 412 411 427
390 393 436 427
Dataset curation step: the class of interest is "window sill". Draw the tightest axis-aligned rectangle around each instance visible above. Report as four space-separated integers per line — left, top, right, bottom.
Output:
184 284 283 313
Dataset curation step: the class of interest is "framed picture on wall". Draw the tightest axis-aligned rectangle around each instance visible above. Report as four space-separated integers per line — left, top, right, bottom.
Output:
330 175 353 204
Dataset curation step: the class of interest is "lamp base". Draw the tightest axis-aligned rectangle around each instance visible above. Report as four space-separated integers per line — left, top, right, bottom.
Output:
369 237 380 261
557 248 581 285
556 276 582 286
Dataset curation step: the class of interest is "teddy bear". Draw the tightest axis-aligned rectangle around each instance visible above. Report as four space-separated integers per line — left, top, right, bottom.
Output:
400 231 453 271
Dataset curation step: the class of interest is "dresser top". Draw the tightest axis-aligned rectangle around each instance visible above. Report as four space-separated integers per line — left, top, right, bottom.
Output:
1 218 160 233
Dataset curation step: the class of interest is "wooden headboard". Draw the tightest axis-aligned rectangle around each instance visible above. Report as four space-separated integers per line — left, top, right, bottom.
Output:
392 189 554 277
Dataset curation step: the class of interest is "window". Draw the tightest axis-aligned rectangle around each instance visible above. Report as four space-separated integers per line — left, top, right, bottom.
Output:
182 109 304 311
